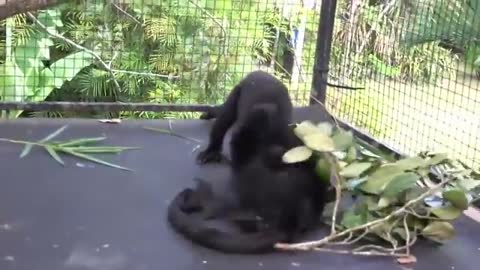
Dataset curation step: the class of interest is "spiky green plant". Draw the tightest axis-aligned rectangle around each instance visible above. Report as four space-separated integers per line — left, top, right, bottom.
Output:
0 125 140 171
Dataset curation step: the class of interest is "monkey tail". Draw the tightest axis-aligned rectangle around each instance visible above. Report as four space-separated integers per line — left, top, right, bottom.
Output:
167 189 289 254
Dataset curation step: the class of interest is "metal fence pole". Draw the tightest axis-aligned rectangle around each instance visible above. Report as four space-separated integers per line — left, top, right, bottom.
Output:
310 0 338 105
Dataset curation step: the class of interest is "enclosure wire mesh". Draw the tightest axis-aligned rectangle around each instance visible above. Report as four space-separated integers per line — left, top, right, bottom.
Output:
325 0 480 168
0 0 320 118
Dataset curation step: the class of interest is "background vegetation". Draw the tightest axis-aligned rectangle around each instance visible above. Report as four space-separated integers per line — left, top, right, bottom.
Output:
1 0 479 167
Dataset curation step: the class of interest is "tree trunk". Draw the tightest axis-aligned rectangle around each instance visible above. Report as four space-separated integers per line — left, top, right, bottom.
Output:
0 0 68 20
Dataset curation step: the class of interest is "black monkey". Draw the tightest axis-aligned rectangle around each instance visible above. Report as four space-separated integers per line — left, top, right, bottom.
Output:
167 178 292 254
227 103 327 239
168 140 326 254
167 72 329 253
196 70 295 164
196 71 325 237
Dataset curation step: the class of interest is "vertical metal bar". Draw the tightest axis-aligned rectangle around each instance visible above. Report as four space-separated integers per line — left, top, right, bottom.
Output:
310 0 338 105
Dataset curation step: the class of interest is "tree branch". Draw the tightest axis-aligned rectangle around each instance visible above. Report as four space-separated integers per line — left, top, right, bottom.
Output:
26 12 122 93
0 0 69 21
275 175 453 251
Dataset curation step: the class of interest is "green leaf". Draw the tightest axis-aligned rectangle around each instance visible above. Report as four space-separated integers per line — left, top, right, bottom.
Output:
332 130 354 151
282 146 313 164
59 137 107 147
59 148 133 171
37 9 63 28
15 37 46 74
19 143 34 158
346 177 369 190
50 51 93 87
377 196 393 208
359 164 406 194
44 146 64 165
27 67 56 103
39 125 68 142
404 186 429 202
430 205 463 220
392 227 408 241
28 68 55 103
315 158 332 183
422 221 455 243
316 122 333 136
457 176 480 191
474 56 480 66
340 162 373 178
362 195 378 210
368 54 401 77
293 121 320 139
302 133 336 152
393 156 425 170
0 60 27 102
442 189 469 210
382 172 420 197
341 209 365 228
345 146 357 162
370 219 399 242
424 153 449 166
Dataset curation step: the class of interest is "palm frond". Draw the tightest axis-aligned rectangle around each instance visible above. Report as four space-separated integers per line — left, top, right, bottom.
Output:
144 16 177 48
76 68 118 100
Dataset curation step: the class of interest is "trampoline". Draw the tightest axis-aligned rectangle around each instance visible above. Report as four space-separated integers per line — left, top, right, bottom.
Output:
0 106 479 270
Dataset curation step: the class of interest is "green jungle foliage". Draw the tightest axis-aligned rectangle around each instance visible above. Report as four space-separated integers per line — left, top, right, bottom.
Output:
0 0 478 119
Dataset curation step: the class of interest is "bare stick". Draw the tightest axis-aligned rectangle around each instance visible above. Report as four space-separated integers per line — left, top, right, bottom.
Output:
309 94 340 128
312 247 408 257
324 153 343 235
405 208 445 221
333 229 369 246
403 213 411 256
112 69 178 79
111 3 142 25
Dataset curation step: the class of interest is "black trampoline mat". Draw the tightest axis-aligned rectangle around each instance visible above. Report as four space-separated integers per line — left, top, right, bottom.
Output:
0 106 479 270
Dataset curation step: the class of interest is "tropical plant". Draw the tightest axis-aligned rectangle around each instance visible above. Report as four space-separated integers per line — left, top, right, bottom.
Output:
2 0 307 119
330 0 457 83
0 10 93 117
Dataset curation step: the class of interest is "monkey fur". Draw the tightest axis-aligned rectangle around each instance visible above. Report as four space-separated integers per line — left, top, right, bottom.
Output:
227 102 327 238
168 70 329 253
196 70 295 164
167 178 291 254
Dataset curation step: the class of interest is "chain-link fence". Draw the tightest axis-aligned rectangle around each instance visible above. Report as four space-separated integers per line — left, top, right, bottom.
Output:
324 0 479 168
1 0 322 118
1 0 480 168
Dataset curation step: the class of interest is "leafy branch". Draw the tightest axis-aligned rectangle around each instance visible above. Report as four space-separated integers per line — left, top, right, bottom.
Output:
278 121 480 262
0 125 140 171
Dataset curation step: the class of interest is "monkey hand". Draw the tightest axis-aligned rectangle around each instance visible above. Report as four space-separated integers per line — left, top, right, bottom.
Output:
196 149 226 164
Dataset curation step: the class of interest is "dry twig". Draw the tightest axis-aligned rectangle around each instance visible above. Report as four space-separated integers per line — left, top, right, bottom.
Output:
324 152 343 235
